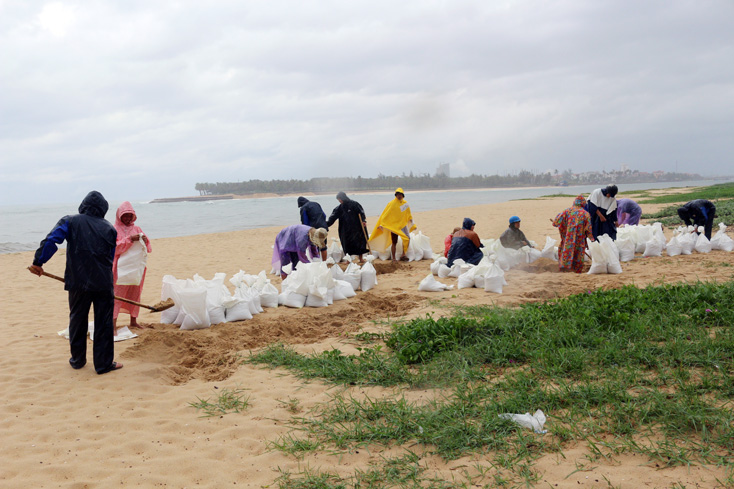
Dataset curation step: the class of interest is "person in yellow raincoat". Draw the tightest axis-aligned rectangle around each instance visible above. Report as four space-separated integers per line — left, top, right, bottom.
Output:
369 188 417 261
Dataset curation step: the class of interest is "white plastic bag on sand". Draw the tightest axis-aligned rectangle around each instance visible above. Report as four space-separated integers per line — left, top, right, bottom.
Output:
635 226 653 253
279 291 307 308
483 263 506 294
601 235 622 274
194 273 229 325
305 284 329 308
587 239 607 274
328 239 343 263
711 223 734 252
178 284 211 330
666 235 682 256
499 409 547 434
418 274 454 292
360 261 378 291
116 237 148 286
259 282 279 308
457 267 477 289
539 237 557 261
652 222 666 249
472 259 492 289
437 264 452 278
223 296 253 322
342 263 362 291
643 237 664 258
160 275 185 324
417 231 434 260
430 257 447 275
334 279 357 299
616 237 635 262
447 259 465 278
524 247 542 264
694 232 712 253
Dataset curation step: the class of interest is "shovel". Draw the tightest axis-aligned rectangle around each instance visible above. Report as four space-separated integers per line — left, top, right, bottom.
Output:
30 267 175 312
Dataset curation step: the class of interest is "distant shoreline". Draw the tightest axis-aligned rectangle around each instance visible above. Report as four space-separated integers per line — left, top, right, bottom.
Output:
149 180 712 203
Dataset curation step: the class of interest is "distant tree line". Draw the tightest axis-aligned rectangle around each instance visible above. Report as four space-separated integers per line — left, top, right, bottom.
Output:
195 170 702 196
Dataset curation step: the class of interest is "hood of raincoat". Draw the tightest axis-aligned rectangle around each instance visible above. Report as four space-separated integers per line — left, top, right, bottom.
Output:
78 191 108 218
336 191 349 202
573 195 587 207
462 217 475 229
115 201 137 227
297 196 309 208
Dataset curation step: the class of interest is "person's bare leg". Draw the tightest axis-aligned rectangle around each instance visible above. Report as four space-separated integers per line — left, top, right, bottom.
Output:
321 249 327 261
358 254 364 264
391 243 397 262
112 318 118 336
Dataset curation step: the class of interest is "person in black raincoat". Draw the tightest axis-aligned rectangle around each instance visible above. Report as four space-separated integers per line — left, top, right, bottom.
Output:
326 191 370 263
678 199 717 239
587 185 618 240
29 191 123 374
297 196 328 260
447 218 484 266
499 216 533 249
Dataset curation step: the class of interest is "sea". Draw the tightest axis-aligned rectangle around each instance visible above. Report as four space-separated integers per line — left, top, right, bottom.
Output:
0 180 723 255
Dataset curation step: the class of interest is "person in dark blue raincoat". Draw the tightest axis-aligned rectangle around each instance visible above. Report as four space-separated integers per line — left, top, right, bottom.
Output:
447 218 484 266
678 199 716 239
298 196 328 260
29 191 123 374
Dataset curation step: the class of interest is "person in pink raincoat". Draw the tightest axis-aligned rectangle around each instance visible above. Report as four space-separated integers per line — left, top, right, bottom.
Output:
113 202 151 334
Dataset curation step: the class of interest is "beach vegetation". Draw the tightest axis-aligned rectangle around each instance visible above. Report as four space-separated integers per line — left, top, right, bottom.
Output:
250 282 734 487
637 182 734 204
188 387 250 417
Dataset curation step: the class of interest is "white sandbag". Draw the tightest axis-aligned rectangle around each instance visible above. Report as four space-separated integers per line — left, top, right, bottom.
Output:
635 226 653 253
116 237 148 286
539 237 558 261
178 285 211 330
334 279 357 298
360 261 378 291
418 274 454 292
524 247 542 264
430 257 447 275
483 263 505 294
279 291 307 308
447 259 465 278
259 282 279 308
600 235 622 274
642 238 663 258
223 296 253 322
616 237 636 262
417 232 434 260
651 222 667 249
328 239 343 263
666 236 682 256
342 254 353 264
694 233 712 253
711 223 734 252
160 275 185 324
330 264 345 280
587 239 608 275
305 286 329 308
437 264 452 278
457 268 477 289
342 262 362 291
678 230 695 255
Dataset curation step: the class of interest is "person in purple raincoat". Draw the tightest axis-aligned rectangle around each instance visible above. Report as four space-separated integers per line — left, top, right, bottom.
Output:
272 225 328 279
616 198 642 226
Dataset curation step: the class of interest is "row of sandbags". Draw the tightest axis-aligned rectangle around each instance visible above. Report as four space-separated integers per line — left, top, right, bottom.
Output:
160 271 277 330
278 259 377 308
615 223 734 260
420 256 508 294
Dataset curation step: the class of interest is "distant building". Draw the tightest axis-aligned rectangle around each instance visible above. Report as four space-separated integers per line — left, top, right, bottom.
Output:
436 163 450 177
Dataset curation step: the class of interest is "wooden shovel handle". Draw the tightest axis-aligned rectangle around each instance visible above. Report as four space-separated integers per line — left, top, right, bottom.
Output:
30 267 158 312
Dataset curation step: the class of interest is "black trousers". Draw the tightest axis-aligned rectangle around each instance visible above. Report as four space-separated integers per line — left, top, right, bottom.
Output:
68 289 115 374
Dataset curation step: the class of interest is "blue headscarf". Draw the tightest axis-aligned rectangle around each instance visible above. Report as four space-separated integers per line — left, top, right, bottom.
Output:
462 218 475 230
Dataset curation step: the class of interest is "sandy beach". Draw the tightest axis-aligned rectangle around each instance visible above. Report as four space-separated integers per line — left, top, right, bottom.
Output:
2 193 733 488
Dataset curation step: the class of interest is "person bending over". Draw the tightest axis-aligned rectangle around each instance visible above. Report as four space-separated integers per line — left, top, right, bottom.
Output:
678 199 716 239
447 218 484 267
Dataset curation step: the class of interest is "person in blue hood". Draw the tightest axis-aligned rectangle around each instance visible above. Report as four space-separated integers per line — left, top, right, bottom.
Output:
447 217 484 266
297 196 329 260
29 191 123 374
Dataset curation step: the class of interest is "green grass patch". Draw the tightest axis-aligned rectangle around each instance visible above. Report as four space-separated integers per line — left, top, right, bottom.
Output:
638 182 734 204
251 282 734 487
189 387 250 417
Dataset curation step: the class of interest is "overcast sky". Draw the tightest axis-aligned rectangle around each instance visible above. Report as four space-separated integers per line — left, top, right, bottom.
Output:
1 1 732 205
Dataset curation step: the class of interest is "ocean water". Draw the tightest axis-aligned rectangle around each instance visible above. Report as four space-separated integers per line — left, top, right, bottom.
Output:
0 180 720 254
